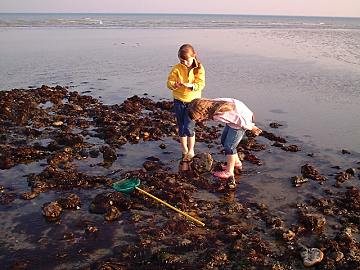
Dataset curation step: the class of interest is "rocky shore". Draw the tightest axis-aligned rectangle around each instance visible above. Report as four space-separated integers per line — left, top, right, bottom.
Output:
0 86 359 270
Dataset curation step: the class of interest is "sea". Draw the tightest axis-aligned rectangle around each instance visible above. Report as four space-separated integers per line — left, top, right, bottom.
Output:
0 13 359 149
1 13 360 269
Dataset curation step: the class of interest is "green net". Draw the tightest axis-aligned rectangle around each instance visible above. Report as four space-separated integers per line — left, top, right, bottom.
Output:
112 178 141 193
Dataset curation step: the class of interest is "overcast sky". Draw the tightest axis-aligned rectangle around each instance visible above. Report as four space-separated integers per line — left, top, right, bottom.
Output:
1 0 359 17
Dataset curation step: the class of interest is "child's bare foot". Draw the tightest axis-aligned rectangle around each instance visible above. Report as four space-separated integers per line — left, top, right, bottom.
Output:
182 152 194 162
187 151 195 160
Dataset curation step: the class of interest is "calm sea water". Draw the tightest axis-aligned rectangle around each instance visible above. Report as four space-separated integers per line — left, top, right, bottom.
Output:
1 14 360 269
0 13 360 29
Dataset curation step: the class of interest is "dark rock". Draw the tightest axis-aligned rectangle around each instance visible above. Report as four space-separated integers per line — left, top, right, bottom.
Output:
269 122 282 128
281 145 301 152
42 201 63 221
89 192 130 214
57 193 81 209
20 191 39 200
345 168 356 176
335 172 352 183
301 163 327 182
0 192 17 205
100 145 117 162
191 153 213 173
143 160 161 171
291 176 309 187
104 206 121 221
299 212 326 232
159 143 167 149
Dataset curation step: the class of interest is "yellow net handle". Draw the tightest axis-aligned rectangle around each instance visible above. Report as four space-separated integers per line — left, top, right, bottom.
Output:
135 187 205 227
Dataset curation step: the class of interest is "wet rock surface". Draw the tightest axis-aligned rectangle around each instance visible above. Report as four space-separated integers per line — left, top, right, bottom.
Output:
0 86 359 269
191 152 214 173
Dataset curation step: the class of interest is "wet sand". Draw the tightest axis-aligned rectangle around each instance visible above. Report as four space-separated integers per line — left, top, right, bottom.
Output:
1 28 360 152
0 86 359 269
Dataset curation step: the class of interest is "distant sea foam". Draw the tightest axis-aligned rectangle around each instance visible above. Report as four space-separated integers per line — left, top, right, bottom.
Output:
0 13 359 29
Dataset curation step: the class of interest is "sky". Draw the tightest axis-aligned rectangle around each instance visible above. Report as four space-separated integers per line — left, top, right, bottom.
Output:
1 0 360 18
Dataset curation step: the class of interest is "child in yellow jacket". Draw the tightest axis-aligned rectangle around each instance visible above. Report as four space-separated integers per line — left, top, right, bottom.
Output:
167 44 205 161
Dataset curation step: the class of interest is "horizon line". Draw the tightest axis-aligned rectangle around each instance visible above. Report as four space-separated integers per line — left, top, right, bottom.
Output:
0 12 359 19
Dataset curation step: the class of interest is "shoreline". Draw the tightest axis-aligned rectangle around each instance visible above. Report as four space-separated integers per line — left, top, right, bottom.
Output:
0 86 359 269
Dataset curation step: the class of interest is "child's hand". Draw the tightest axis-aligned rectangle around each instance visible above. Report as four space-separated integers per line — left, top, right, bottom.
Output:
251 126 262 136
173 82 182 89
182 83 194 90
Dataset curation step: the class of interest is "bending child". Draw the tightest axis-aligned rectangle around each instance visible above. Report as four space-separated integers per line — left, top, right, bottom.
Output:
167 44 205 161
188 98 262 179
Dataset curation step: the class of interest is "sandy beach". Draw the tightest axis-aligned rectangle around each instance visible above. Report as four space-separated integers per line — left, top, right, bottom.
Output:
1 14 360 269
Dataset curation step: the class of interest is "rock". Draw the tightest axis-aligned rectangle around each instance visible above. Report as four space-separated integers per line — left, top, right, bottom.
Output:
301 164 327 182
281 144 301 152
104 206 121 221
331 251 344 262
159 143 167 149
299 212 326 232
291 176 309 187
191 153 213 173
85 225 99 234
272 141 284 148
300 246 324 267
57 193 81 209
143 160 161 171
0 192 17 205
269 122 282 128
100 145 117 162
345 168 356 176
42 201 63 221
89 192 130 214
335 171 353 183
20 191 39 200
89 148 100 158
282 230 296 241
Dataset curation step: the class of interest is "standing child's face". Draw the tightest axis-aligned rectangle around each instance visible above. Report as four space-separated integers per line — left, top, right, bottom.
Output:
179 53 195 68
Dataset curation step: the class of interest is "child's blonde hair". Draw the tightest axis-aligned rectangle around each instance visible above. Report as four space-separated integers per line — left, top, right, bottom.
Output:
188 98 234 121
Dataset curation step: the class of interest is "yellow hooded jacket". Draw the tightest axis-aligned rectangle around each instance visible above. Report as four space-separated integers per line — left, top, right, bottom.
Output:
167 60 205 103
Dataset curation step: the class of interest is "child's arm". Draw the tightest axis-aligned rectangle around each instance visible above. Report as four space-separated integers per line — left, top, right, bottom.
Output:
167 68 180 90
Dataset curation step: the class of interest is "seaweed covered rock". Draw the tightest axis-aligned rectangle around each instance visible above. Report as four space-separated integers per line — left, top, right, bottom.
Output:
191 153 213 173
89 192 131 214
42 201 63 221
57 193 81 209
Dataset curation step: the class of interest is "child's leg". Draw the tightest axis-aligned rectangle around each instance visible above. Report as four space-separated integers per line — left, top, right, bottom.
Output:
183 104 196 158
235 153 242 167
226 154 237 175
187 135 195 157
221 126 245 173
180 136 188 155
173 99 188 155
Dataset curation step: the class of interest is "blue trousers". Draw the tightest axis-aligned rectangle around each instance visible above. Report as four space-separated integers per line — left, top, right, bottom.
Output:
221 125 245 154
173 99 195 137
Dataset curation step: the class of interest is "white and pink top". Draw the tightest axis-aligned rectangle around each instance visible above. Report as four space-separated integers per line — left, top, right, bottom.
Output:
212 98 255 130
